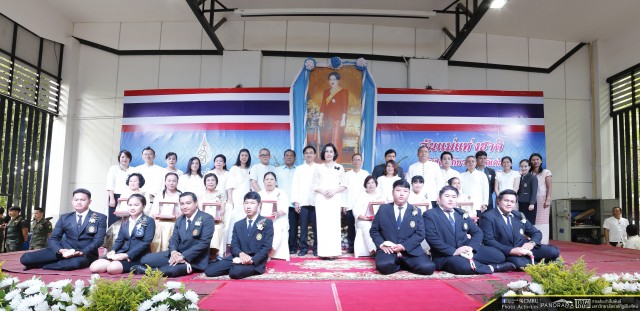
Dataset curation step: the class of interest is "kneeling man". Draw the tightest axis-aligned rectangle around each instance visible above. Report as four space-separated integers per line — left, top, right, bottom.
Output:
370 180 435 275
21 189 107 270
205 191 274 279
479 189 560 270
425 185 515 274
137 192 214 277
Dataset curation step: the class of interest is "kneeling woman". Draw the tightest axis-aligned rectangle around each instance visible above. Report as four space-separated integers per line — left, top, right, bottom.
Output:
90 194 155 274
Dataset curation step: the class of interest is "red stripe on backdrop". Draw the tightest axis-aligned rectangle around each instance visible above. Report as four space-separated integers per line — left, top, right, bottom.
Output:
122 123 290 132
378 88 543 97
124 87 290 96
376 124 546 132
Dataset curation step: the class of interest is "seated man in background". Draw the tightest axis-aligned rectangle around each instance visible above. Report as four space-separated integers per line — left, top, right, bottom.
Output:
205 191 274 279
424 185 515 275
136 192 214 277
370 180 435 275
478 189 560 270
20 189 107 270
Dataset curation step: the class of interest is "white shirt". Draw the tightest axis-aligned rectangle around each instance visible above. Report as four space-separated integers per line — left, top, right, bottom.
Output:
603 216 629 243
76 210 89 225
178 174 204 194
377 175 401 203
393 204 407 223
106 165 132 194
128 215 141 236
250 163 276 190
274 165 296 207
406 161 443 202
134 163 166 196
460 169 489 209
441 168 461 187
343 169 370 210
624 235 640 250
496 170 520 192
184 212 198 232
290 162 318 206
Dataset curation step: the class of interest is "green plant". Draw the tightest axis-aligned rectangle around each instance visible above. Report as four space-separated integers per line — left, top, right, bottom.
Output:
523 256 609 295
86 269 166 311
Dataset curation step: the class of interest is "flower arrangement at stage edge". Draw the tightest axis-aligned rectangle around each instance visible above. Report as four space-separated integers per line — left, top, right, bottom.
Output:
0 275 90 311
137 281 199 311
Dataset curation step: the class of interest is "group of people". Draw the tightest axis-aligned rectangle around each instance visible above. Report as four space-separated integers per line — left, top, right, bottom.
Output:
603 206 640 250
0 206 52 253
14 142 565 279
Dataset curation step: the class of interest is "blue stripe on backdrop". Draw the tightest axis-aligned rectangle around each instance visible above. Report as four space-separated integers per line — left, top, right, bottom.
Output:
123 100 290 118
377 101 544 118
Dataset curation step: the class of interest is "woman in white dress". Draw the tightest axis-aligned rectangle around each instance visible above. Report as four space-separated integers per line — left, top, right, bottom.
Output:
199 172 226 258
376 160 401 203
448 177 475 216
353 176 384 257
206 154 230 250
495 156 521 195
178 157 204 194
148 172 182 252
313 143 347 259
258 172 290 261
119 173 151 214
106 150 132 227
226 149 252 245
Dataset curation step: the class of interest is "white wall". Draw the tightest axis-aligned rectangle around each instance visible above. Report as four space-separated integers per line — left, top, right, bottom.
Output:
67 20 597 211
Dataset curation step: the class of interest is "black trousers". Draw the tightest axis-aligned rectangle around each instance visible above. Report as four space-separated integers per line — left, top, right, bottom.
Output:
20 248 94 271
298 205 317 252
288 206 300 251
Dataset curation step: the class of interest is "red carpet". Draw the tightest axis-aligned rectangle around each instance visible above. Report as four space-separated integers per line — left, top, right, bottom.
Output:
198 282 338 311
335 280 482 311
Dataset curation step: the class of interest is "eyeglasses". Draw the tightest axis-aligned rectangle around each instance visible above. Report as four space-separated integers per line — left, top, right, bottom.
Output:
260 154 270 157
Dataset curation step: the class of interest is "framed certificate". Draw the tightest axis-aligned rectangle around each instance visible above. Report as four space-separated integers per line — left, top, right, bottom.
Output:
202 202 223 219
260 200 278 219
157 201 177 220
114 198 130 217
365 201 384 220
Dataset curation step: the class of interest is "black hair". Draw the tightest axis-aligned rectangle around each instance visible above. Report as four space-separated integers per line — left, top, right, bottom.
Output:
142 146 156 156
320 143 339 161
73 188 92 199
284 149 296 158
212 154 227 170
519 159 531 167
440 151 453 160
126 173 146 188
385 160 398 176
411 175 424 184
264 171 277 181
235 148 252 168
363 175 377 188
475 150 487 158
203 173 219 187
186 157 203 178
352 153 362 160
328 71 341 80
244 191 262 203
162 172 181 199
392 179 411 190
529 153 544 173
179 191 198 202
118 150 132 162
438 185 459 197
384 149 396 157
627 224 639 237
447 177 460 186
501 156 513 164
165 152 177 160
128 193 147 207
497 189 518 201
303 145 316 154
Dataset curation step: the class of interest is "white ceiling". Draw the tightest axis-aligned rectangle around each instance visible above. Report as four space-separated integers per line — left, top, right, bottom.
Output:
42 0 640 43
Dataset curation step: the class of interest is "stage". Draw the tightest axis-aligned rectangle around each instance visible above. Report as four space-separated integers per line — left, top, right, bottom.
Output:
1 241 638 310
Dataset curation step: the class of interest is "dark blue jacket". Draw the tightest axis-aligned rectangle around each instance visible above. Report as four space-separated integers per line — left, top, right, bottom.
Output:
231 215 274 273
112 214 155 261
168 210 214 271
48 210 107 260
370 203 425 257
478 207 542 256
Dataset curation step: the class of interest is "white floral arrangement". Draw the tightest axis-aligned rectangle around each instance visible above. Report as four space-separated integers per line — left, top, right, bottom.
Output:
137 281 199 311
502 272 640 297
502 280 545 296
0 274 200 310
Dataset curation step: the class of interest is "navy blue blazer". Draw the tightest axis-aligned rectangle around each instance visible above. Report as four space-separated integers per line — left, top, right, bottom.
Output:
168 210 214 271
369 203 425 257
478 208 542 256
112 215 155 262
231 215 274 273
517 173 538 205
48 210 107 259
424 207 483 258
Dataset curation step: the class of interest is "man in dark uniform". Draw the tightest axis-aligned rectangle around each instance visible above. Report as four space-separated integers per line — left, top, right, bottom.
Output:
20 188 107 270
5 206 28 252
29 208 53 250
476 151 496 210
205 191 273 279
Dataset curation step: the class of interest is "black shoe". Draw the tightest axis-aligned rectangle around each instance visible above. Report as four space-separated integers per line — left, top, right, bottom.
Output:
290 250 297 255
23 266 33 271
130 265 147 275
297 250 308 256
492 262 516 273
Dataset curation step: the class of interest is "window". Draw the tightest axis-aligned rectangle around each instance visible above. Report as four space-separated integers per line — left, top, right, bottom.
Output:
0 13 62 218
608 63 640 226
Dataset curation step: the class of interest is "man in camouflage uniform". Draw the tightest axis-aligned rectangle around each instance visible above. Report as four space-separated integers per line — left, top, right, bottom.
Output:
29 208 52 250
5 206 28 252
